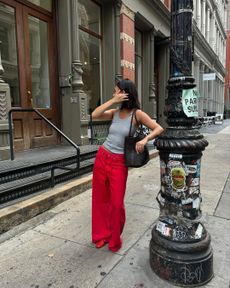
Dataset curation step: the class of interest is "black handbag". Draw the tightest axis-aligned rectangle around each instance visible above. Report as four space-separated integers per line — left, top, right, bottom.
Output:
124 110 150 167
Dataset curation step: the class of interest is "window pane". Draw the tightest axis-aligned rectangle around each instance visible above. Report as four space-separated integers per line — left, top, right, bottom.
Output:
79 30 101 112
0 3 20 106
78 0 101 35
29 16 50 108
26 0 52 12
135 30 142 55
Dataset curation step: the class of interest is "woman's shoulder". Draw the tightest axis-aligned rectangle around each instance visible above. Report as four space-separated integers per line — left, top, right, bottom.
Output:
110 108 120 119
112 108 119 115
135 109 153 123
135 109 145 118
107 108 118 115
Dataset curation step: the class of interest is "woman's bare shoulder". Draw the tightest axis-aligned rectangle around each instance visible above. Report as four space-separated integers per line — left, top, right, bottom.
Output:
103 108 118 119
135 109 148 119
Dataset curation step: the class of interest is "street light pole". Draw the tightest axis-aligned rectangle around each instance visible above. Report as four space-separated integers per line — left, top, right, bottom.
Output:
149 0 213 286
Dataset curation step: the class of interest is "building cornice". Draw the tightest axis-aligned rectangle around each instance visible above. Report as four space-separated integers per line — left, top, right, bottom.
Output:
146 0 170 24
120 3 135 21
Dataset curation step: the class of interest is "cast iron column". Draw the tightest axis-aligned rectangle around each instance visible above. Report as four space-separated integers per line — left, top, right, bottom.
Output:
149 1 213 286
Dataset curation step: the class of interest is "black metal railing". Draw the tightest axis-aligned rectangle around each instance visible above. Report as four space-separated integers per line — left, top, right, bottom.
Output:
88 112 111 145
8 108 80 187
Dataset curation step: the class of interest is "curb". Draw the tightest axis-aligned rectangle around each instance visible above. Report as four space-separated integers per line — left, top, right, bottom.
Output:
0 150 159 234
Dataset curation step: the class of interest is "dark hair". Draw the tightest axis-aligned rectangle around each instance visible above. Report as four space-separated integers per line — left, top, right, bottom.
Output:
117 78 140 110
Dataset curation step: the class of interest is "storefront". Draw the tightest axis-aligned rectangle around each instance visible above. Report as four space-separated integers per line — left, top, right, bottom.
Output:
0 0 170 160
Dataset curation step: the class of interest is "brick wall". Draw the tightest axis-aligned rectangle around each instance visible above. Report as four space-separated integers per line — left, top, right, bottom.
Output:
120 4 135 81
228 2 230 30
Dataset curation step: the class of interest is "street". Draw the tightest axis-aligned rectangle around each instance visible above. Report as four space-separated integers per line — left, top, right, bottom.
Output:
0 120 229 288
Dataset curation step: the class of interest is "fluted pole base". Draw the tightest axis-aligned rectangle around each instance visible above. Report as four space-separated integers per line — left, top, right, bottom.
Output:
150 226 213 287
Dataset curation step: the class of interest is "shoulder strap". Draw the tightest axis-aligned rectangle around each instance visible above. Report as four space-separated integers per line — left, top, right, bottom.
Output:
134 109 143 129
128 109 136 136
134 110 139 126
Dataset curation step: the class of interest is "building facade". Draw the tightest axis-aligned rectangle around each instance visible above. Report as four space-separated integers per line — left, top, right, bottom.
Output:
193 0 228 117
0 0 227 161
224 0 230 117
0 0 171 160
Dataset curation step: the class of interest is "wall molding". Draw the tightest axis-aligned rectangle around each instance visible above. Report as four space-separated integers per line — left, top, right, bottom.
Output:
121 59 135 70
120 32 135 45
120 3 135 21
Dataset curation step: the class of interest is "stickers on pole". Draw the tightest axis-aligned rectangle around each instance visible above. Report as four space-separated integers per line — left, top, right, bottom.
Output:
195 223 203 239
182 89 199 117
156 221 172 237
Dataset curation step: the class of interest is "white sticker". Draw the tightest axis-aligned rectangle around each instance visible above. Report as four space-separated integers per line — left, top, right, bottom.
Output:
195 224 203 239
167 160 182 169
193 197 200 209
189 186 199 194
169 153 183 160
182 89 198 117
186 165 197 174
156 221 166 233
190 178 199 187
156 221 172 237
181 197 193 205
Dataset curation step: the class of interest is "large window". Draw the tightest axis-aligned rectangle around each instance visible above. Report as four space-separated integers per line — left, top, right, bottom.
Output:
0 3 20 106
26 0 52 12
29 16 50 108
78 0 102 113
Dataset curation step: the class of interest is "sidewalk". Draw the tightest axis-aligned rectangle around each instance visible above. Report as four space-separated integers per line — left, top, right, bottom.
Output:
0 126 229 288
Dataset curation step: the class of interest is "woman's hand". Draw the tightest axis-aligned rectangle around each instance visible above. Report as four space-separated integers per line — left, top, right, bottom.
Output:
112 91 129 103
91 91 128 120
135 138 148 154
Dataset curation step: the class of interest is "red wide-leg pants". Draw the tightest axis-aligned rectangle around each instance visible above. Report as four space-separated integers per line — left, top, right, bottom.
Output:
92 146 128 251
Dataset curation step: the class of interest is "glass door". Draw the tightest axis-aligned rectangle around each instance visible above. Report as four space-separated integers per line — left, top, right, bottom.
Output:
0 0 59 150
24 6 59 149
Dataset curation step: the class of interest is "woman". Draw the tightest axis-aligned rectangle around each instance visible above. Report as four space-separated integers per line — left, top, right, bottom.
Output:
91 78 164 252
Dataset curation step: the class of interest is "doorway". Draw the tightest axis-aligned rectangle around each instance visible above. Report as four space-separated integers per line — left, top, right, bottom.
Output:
0 0 59 150
155 36 170 127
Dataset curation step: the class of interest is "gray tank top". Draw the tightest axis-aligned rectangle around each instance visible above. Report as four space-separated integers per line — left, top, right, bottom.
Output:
103 110 136 154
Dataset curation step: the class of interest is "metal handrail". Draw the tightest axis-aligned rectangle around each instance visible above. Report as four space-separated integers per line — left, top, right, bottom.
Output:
88 113 111 145
8 108 80 186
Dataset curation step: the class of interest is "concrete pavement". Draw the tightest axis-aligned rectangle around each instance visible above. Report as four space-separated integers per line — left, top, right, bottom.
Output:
0 121 230 288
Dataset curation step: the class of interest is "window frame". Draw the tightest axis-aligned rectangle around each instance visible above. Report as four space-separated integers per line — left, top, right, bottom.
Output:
135 28 144 106
78 0 103 113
